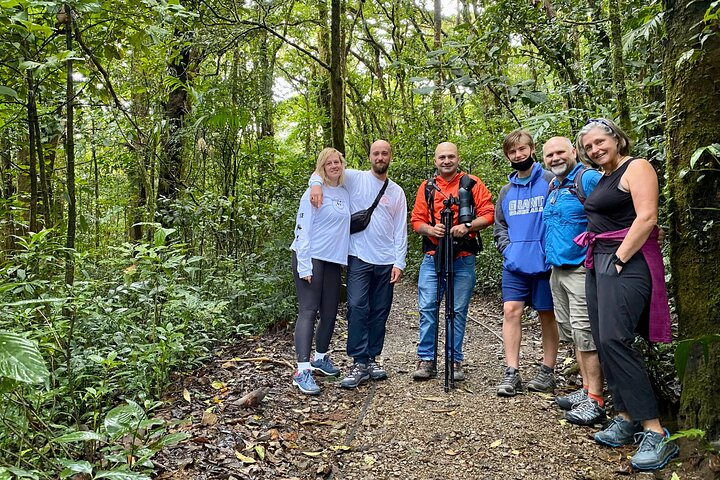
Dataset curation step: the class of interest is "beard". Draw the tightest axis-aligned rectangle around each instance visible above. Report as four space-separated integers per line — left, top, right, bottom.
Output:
372 162 389 175
550 163 570 176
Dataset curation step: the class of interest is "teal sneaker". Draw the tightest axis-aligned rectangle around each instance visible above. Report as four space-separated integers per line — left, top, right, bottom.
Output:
631 429 680 471
311 356 341 376
292 369 321 395
594 416 642 447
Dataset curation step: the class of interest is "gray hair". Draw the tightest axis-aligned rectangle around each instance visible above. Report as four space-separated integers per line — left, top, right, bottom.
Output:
575 118 632 164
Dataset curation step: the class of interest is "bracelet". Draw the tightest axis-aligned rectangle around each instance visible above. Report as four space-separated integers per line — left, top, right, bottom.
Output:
310 180 323 187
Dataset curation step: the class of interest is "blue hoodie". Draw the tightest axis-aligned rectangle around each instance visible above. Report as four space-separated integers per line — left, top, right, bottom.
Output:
493 162 554 275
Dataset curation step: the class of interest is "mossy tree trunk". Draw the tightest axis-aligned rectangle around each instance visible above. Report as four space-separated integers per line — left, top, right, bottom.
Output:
664 0 720 440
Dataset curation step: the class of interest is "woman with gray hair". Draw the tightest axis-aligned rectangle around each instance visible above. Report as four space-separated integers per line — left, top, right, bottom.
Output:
290 148 350 394
574 118 677 471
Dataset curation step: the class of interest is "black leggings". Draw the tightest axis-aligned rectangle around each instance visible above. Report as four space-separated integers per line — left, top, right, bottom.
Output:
292 252 342 363
586 251 658 422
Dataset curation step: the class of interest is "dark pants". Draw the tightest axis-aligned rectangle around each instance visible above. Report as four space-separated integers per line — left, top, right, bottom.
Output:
586 251 659 422
292 253 342 363
346 255 394 364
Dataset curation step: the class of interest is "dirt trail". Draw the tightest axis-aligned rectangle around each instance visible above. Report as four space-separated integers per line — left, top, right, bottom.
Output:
155 283 710 480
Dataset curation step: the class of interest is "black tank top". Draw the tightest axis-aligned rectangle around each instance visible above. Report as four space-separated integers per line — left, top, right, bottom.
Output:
584 158 637 253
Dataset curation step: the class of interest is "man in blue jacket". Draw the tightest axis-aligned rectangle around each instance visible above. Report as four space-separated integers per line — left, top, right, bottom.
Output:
493 129 558 397
542 136 605 424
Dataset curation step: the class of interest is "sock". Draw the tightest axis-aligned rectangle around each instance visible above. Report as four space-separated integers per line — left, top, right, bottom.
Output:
297 362 311 373
588 392 604 407
314 352 327 361
541 364 554 373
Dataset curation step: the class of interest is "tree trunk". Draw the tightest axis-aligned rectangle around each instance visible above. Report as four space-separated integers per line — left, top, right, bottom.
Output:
26 72 39 232
330 0 345 153
316 0 332 147
158 43 190 203
64 8 76 287
433 0 444 138
664 0 720 441
607 0 631 132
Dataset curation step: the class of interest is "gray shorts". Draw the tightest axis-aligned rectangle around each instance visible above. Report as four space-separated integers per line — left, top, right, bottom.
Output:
550 265 596 351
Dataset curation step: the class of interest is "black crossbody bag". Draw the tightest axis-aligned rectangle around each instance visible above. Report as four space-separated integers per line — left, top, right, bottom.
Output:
349 178 389 234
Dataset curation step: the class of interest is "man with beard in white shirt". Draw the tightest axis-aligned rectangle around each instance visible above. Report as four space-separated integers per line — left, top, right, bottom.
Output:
310 140 408 388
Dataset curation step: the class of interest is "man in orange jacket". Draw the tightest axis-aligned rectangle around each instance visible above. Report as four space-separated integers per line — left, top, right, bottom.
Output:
410 142 494 381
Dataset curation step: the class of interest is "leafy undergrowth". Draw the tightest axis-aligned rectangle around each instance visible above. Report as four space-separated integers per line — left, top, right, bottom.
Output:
154 284 720 479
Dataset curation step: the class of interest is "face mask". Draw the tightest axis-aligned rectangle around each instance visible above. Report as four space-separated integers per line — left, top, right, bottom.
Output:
510 156 535 171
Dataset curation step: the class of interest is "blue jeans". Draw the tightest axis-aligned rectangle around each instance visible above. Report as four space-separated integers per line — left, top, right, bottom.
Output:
346 256 394 364
417 254 476 362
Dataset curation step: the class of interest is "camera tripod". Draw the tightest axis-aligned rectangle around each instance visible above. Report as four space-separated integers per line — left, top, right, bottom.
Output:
433 194 458 393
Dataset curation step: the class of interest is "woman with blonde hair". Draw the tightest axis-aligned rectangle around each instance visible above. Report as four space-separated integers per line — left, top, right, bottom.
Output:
290 148 350 394
575 118 677 471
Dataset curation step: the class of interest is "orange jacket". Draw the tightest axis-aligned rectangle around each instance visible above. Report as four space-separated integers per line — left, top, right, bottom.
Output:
411 172 494 256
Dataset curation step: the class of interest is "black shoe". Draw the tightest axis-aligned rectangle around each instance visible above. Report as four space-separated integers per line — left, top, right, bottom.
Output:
555 388 588 410
412 360 437 380
497 367 523 397
340 363 370 388
526 364 556 393
565 398 606 425
367 359 387 380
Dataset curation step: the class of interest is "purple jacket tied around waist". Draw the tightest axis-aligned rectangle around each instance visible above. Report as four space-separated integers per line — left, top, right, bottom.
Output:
574 226 671 343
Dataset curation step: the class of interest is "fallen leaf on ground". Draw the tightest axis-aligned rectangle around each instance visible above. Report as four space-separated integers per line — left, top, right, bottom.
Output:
201 411 218 426
421 396 445 402
302 451 324 457
235 451 256 463
330 445 351 452
182 389 191 402
445 449 459 456
490 439 502 448
300 420 334 426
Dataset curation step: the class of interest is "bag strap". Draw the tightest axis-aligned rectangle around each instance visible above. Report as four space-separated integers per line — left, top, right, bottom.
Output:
367 178 389 212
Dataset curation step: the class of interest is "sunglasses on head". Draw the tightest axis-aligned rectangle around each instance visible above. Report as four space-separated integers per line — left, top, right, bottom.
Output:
585 118 612 128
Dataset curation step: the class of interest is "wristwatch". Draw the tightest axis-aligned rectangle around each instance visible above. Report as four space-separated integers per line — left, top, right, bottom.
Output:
464 222 473 230
612 253 626 267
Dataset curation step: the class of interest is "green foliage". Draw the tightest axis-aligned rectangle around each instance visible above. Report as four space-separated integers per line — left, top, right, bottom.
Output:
674 334 720 381
0 330 49 384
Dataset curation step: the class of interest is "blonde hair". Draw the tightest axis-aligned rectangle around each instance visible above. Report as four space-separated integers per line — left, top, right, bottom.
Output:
503 129 535 157
316 147 346 186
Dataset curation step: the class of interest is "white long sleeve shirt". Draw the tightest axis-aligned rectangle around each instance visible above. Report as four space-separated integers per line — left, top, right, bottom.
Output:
311 169 408 269
290 185 350 277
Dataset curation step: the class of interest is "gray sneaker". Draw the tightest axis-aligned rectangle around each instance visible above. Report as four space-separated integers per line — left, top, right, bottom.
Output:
497 367 523 397
340 363 370 389
565 398 606 425
412 360 437 380
452 361 465 381
555 388 588 410
367 359 387 380
526 364 556 392
595 415 642 447
631 429 680 471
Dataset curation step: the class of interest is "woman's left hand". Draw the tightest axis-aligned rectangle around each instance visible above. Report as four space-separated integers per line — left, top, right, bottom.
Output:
302 275 312 283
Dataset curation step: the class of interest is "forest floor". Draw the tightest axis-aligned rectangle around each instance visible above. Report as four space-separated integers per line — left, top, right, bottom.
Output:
154 283 718 480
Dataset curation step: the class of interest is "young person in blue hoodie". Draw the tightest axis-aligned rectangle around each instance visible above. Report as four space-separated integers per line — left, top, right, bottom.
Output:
493 129 559 397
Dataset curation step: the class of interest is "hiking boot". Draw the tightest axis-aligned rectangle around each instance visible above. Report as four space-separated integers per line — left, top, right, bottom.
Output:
526 364 556 393
497 367 523 397
292 369 321 395
453 362 465 381
340 363 370 389
631 429 680 471
367 359 388 380
311 356 340 376
594 415 642 447
555 388 588 411
412 360 437 380
564 398 606 425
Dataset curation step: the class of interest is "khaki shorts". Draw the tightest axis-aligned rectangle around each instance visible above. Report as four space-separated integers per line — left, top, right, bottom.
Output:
550 266 596 351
